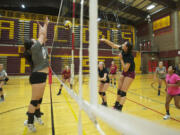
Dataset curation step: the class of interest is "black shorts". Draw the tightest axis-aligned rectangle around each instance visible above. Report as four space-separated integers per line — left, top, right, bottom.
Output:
101 79 110 84
29 72 47 84
0 77 8 82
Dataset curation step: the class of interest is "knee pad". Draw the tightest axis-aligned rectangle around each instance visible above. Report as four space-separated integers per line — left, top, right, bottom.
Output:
117 89 121 95
5 77 9 82
39 98 43 104
101 92 106 96
120 91 126 97
117 89 126 97
99 92 103 96
158 85 161 89
0 88 2 92
30 100 39 107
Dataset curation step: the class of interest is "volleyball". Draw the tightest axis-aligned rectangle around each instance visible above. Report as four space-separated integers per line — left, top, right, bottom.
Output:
64 20 72 29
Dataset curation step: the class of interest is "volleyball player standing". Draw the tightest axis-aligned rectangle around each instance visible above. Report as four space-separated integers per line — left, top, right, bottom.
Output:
57 65 72 95
100 39 135 111
98 62 110 106
163 65 180 120
109 61 117 88
23 17 49 132
154 61 166 96
0 64 8 102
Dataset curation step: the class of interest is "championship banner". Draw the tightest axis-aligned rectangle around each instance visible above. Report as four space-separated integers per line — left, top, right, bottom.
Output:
153 15 171 31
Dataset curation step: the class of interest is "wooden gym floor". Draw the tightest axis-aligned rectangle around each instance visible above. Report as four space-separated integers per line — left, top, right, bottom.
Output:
0 74 180 135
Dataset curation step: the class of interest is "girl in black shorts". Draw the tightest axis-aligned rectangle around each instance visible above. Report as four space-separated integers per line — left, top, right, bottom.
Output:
23 17 49 132
98 62 110 106
100 39 135 111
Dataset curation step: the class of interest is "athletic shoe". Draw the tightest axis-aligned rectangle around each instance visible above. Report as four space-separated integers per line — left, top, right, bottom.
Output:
24 120 36 132
40 112 44 116
113 85 116 88
0 98 4 103
101 102 107 107
57 89 61 96
163 114 170 120
113 104 122 112
34 116 44 125
70 84 73 89
158 90 160 96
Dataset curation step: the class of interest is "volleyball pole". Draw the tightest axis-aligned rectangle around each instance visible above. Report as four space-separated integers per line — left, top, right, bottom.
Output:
71 0 76 86
78 0 84 134
49 67 55 135
48 0 64 134
89 0 98 105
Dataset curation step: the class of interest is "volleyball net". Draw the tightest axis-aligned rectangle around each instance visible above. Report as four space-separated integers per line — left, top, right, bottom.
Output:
49 0 180 135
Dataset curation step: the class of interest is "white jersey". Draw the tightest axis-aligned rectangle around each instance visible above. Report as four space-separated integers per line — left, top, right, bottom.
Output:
0 70 7 80
155 67 166 79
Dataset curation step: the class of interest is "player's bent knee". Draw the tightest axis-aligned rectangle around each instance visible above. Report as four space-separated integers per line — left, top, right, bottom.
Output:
99 92 103 96
101 92 106 96
30 100 39 107
120 91 126 97
117 89 126 97
117 89 121 95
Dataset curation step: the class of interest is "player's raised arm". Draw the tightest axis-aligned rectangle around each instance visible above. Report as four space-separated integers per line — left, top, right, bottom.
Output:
38 16 49 45
99 39 121 49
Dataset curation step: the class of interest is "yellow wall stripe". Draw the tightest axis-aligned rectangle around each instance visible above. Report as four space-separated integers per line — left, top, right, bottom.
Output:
0 54 19 56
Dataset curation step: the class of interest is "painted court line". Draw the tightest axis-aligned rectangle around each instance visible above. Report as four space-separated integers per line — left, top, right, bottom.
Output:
63 92 87 135
107 90 180 123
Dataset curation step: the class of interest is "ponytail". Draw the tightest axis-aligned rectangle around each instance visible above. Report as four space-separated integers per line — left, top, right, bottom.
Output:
23 40 34 68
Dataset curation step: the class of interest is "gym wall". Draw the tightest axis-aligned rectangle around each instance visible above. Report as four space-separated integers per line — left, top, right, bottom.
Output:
137 10 180 73
0 10 141 75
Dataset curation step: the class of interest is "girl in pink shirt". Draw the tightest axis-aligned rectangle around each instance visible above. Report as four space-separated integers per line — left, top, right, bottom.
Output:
164 65 180 120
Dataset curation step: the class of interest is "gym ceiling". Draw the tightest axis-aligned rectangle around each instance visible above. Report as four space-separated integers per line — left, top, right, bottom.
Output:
0 0 179 25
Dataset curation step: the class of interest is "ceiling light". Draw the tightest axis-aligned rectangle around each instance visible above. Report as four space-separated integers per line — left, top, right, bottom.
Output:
117 24 121 28
21 4 25 9
97 18 101 22
146 4 155 10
